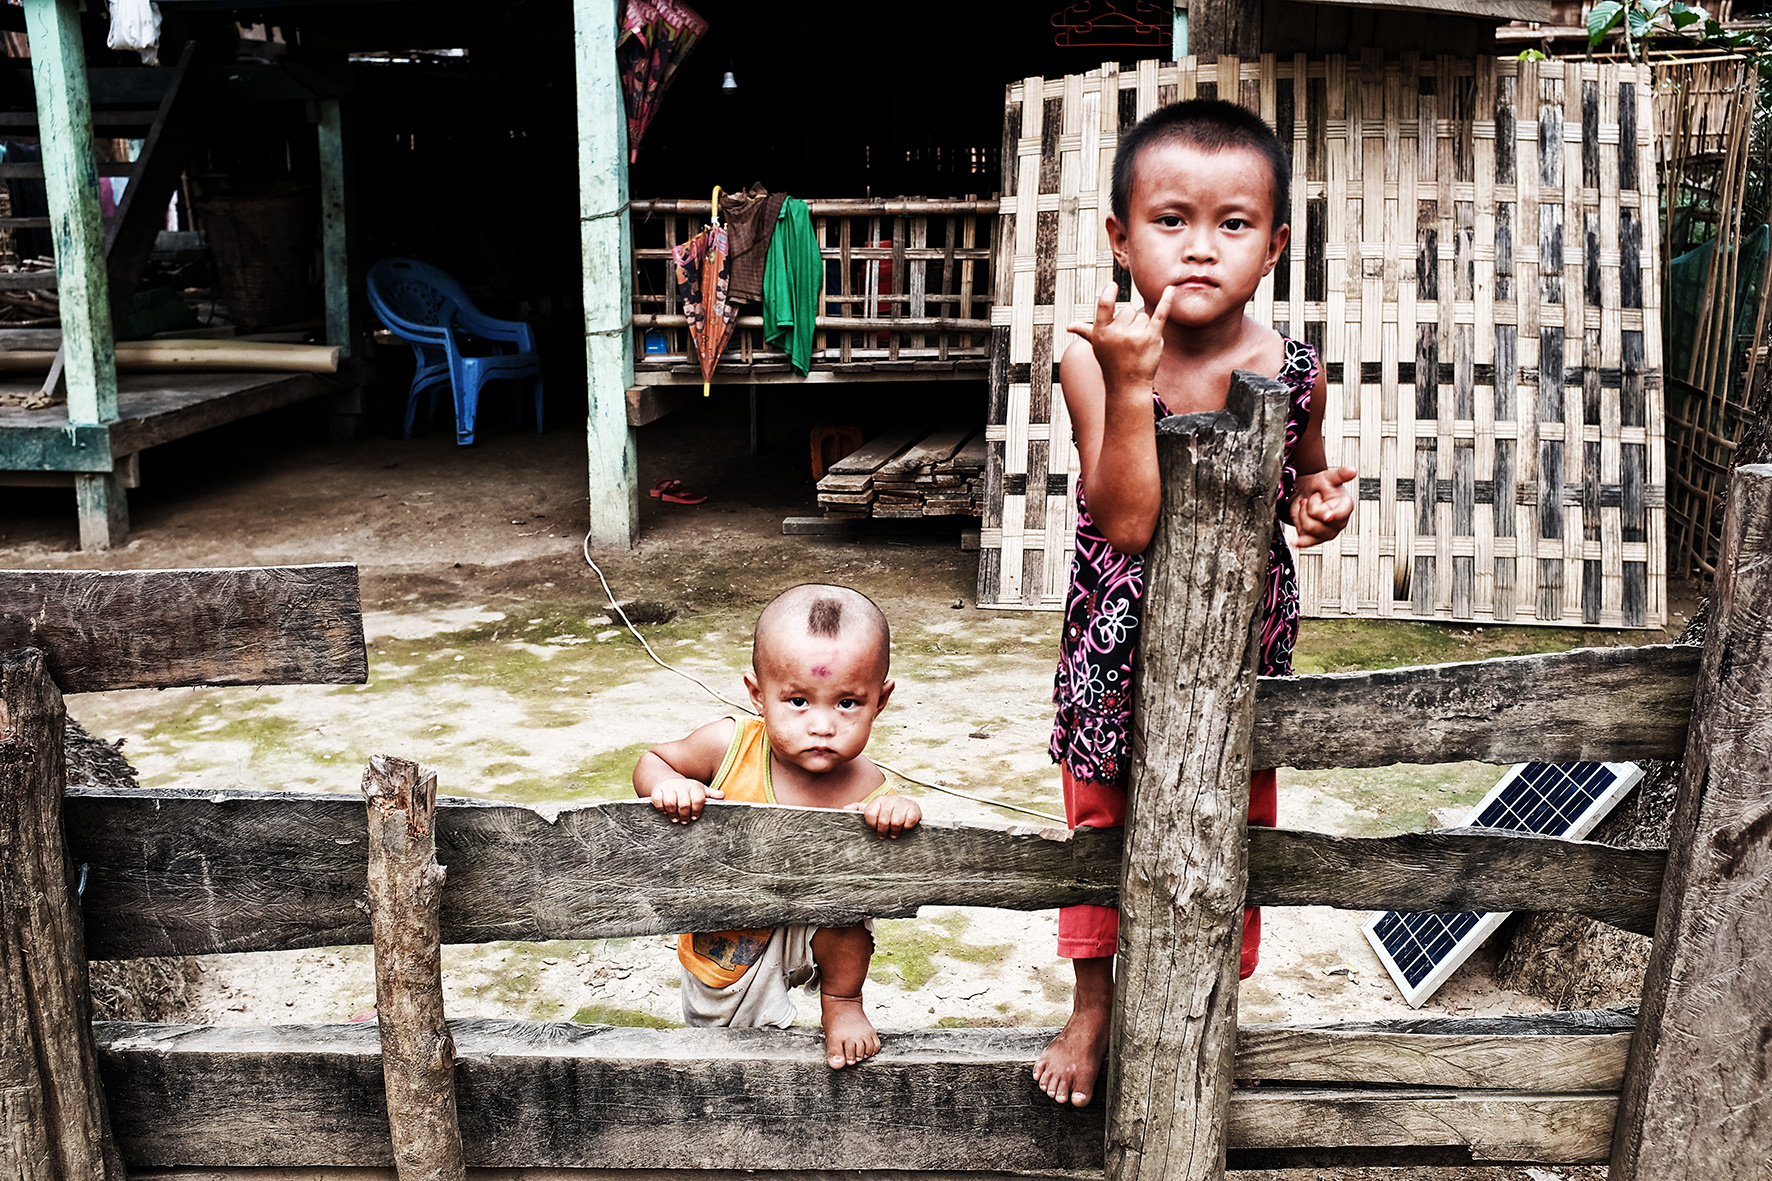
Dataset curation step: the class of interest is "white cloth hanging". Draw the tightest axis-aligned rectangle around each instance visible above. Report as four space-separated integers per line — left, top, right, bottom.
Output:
106 0 161 65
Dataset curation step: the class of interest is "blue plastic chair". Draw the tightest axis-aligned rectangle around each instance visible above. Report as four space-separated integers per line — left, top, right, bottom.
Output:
366 257 543 445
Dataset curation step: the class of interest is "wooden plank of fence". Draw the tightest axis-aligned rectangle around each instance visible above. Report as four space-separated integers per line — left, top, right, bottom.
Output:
92 1021 1619 1170
1109 373 1294 1181
1612 462 1772 1178
0 564 367 692
1253 642 1699 769
0 649 126 1181
1234 1008 1635 1090
1247 826 1666 935
361 756 465 1181
67 791 1667 959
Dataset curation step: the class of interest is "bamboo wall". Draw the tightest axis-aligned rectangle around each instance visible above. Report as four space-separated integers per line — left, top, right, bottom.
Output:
978 53 1666 629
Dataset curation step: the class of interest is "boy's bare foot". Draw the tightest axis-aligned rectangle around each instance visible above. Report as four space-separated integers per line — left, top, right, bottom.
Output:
1034 955 1114 1106
820 991 880 1069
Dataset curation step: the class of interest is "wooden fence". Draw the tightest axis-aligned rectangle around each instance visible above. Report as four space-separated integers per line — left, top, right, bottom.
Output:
4 397 1770 1178
628 197 998 384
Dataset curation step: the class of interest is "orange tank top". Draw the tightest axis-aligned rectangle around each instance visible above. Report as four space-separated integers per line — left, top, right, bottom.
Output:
676 716 892 987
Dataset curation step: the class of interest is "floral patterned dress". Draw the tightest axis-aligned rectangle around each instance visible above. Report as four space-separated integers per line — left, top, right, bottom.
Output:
1050 335 1318 785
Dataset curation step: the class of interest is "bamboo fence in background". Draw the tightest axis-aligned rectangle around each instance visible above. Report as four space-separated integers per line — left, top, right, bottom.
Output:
1657 55 1769 580
979 53 1667 629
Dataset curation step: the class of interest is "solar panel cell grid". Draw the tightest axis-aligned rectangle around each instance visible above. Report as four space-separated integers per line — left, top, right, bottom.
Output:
1364 761 1644 1007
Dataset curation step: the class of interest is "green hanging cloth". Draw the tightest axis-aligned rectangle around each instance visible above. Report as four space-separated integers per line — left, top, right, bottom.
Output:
762 196 819 376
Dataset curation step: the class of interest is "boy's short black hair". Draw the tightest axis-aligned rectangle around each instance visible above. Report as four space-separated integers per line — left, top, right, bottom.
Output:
1110 98 1291 233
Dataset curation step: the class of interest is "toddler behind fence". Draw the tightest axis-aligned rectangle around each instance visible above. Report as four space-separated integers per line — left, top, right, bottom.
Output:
633 583 919 1070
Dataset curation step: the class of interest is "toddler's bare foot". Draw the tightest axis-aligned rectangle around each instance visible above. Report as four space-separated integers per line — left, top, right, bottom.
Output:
820 991 879 1069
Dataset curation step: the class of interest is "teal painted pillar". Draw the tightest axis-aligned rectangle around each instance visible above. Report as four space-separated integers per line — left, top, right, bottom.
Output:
318 98 352 357
1173 2 1189 58
23 0 125 549
575 0 638 549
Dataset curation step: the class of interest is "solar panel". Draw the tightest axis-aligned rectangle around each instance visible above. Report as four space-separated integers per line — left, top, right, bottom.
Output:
1362 760 1645 1008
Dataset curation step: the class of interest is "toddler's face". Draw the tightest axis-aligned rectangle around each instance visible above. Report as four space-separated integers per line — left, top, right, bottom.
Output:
745 629 893 776
1109 139 1287 327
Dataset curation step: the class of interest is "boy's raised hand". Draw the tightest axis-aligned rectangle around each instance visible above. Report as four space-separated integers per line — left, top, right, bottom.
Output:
1067 281 1178 397
650 778 724 823
1291 465 1358 548
848 793 922 839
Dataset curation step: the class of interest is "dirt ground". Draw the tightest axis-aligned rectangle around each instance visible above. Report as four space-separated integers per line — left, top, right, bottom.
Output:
4 394 1685 1179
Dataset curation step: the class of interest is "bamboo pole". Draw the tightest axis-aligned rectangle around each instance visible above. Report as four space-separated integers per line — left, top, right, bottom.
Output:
0 647 126 1181
1106 371 1293 1181
361 754 466 1181
0 339 343 374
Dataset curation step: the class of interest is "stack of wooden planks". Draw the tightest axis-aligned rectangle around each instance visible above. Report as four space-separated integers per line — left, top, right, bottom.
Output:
816 425 986 519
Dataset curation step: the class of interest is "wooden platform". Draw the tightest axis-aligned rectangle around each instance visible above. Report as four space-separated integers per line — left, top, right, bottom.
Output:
0 369 335 479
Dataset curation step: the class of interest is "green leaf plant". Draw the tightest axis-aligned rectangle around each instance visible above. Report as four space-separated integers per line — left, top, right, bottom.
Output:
1586 0 1714 61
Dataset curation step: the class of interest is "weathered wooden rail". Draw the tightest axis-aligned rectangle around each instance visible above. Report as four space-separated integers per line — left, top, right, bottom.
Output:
6 451 1772 1177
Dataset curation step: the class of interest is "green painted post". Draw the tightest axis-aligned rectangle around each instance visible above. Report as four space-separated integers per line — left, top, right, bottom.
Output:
22 0 125 549
319 98 352 356
575 0 638 549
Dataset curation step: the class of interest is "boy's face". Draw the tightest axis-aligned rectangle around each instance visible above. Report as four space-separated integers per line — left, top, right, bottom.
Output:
1107 138 1288 327
744 627 894 777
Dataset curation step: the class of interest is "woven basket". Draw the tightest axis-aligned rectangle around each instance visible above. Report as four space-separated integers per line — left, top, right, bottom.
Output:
195 187 319 331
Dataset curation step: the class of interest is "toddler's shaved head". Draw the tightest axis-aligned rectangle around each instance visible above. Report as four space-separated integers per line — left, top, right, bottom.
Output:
753 584 890 679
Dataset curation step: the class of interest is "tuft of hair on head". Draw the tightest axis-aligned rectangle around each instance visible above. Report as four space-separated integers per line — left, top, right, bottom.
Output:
1110 98 1291 233
806 595 844 637
753 583 891 674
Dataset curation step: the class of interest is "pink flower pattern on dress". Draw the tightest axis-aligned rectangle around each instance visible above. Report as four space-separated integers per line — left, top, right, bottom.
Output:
1051 336 1318 785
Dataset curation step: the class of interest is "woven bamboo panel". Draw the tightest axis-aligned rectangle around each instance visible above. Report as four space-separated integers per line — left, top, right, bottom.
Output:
978 53 1666 629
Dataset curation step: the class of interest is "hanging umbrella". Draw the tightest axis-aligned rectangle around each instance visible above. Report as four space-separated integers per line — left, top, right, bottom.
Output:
616 0 707 163
673 186 736 395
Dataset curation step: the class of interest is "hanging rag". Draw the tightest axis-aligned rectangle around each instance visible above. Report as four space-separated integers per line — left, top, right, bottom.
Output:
721 182 789 304
762 197 820 376
106 0 162 64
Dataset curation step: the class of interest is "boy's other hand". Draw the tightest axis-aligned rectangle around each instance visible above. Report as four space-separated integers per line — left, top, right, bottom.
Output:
1066 281 1177 399
848 794 922 838
650 778 723 823
1291 465 1358 548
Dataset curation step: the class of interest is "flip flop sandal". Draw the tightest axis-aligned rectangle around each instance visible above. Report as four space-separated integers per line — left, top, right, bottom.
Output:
649 478 708 505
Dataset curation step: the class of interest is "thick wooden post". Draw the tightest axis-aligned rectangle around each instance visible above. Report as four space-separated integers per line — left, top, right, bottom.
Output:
21 0 125 550
574 0 638 549
1106 372 1291 1181
361 755 466 1181
1185 0 1261 59
1611 461 1772 1178
319 97 355 358
0 649 126 1181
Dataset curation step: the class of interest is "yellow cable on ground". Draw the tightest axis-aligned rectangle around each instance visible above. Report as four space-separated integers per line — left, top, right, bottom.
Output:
581 532 1065 824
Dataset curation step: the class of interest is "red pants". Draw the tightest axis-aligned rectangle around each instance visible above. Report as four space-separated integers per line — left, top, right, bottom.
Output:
1059 766 1276 980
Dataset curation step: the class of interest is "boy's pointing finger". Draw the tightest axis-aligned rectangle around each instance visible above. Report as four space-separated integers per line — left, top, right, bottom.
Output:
1148 283 1178 332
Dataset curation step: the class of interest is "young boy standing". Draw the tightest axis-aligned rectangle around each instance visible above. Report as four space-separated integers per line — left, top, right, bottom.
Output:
633 583 920 1070
1035 100 1358 1107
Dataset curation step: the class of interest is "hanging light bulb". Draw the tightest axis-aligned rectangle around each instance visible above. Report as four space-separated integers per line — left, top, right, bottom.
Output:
721 69 737 93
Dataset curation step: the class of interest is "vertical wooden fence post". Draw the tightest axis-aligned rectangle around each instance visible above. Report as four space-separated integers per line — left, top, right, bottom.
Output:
361 755 466 1181
0 648 126 1181
1611 461 1772 1178
1106 372 1292 1181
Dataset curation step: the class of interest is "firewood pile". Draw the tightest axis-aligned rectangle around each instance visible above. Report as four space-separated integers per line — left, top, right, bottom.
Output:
816 425 986 519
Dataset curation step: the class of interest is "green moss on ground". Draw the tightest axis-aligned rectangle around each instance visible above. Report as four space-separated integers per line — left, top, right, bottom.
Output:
571 1003 680 1028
